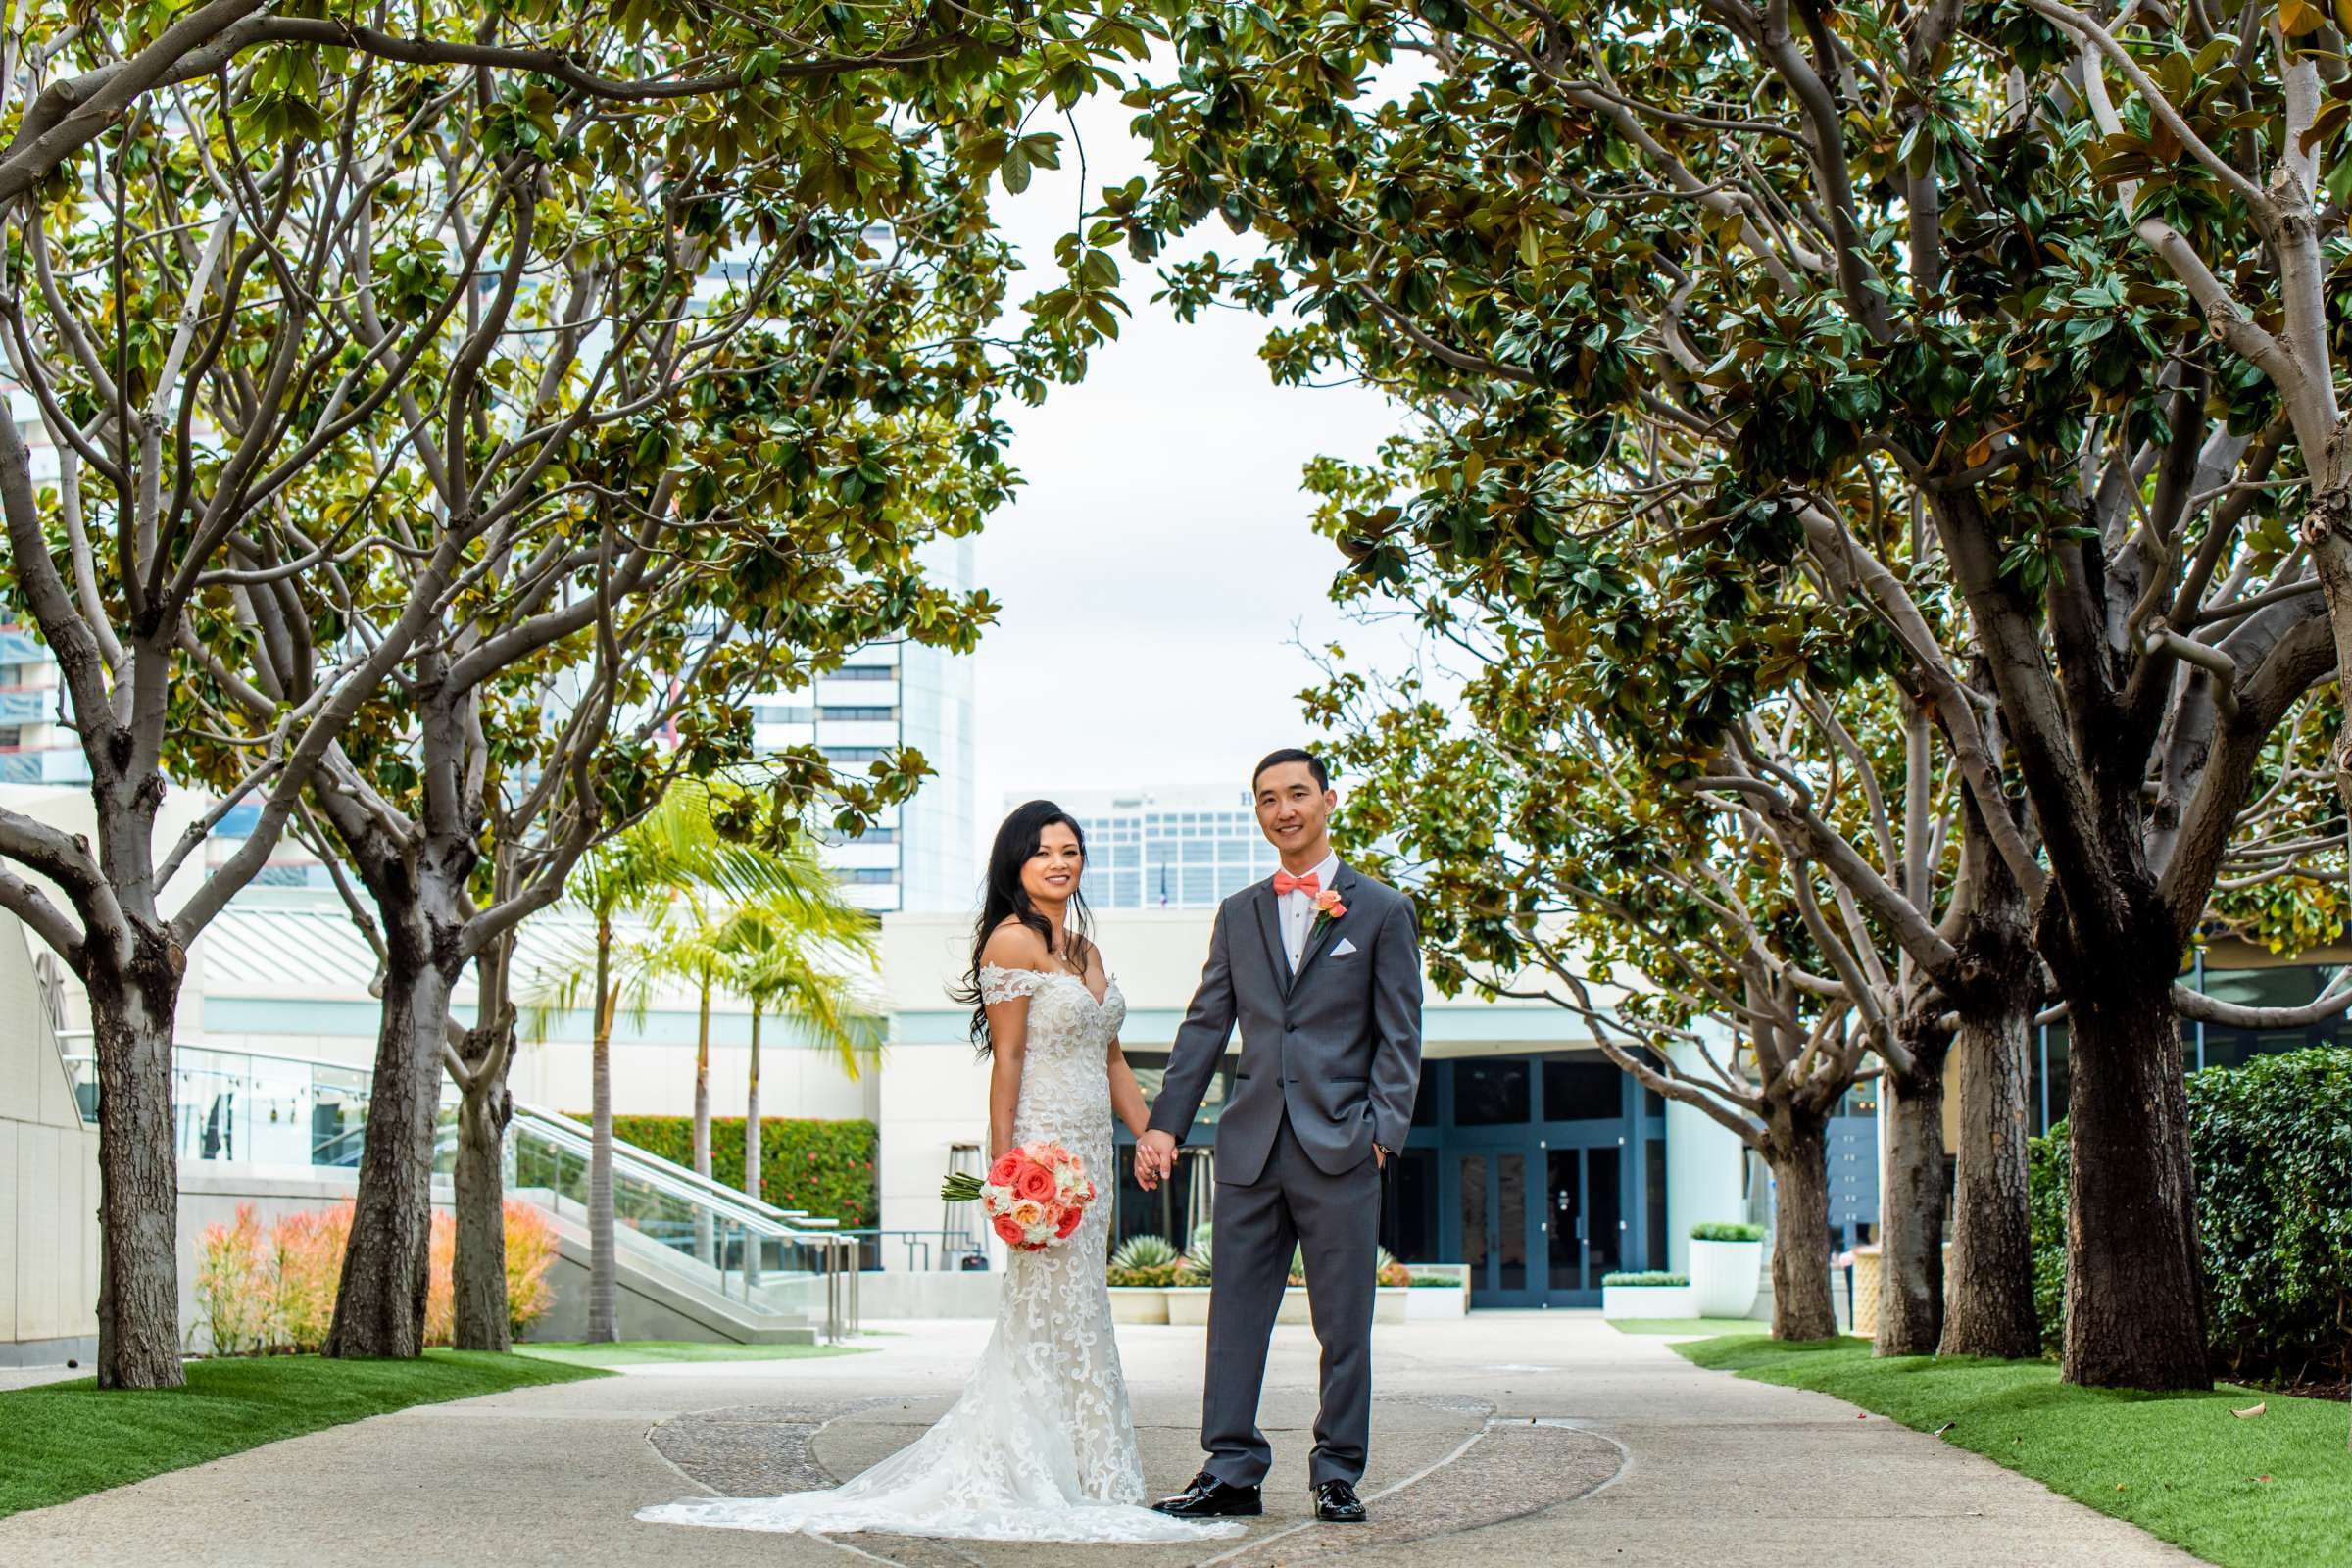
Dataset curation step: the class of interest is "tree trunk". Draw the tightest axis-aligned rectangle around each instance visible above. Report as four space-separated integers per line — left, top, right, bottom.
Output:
1876 1042 1949 1357
2061 982 2209 1389
327 955 459 1358
694 969 712 1266
86 943 187 1389
451 981 516 1353
1942 1003 2041 1358
588 922 618 1343
744 1004 762 1290
1767 1105 1838 1341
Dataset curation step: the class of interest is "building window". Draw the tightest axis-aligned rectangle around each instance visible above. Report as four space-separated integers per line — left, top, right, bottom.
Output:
1452 1058 1531 1125
826 747 889 763
830 664 896 681
820 706 896 721
756 704 815 724
1542 1058 1622 1121
845 867 897 885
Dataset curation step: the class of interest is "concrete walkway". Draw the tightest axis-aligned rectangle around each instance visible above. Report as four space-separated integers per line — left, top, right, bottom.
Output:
0 1313 2194 1567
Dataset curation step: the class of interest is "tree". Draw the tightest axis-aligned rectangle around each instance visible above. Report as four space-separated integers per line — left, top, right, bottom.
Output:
523 783 865 1341
124 0 1139 1360
1111 0 2352 1388
634 847 882 1262
0 0 963 1387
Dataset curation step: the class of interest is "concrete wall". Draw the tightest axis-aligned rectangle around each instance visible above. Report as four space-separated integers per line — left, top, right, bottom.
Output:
0 909 100 1365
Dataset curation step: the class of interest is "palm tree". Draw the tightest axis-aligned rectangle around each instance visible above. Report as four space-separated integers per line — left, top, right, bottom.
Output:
634 866 879 1263
725 900 883 1285
523 784 866 1340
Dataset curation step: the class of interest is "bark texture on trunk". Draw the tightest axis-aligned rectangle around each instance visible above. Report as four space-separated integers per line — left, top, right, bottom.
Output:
2062 983 2210 1389
451 1070 511 1353
1876 1044 1949 1357
327 956 458 1358
87 939 188 1390
588 923 618 1344
1943 1004 2041 1358
1768 1107 1838 1341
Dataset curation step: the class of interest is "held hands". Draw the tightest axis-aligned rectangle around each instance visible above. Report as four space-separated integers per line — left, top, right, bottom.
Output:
1134 1130 1178 1191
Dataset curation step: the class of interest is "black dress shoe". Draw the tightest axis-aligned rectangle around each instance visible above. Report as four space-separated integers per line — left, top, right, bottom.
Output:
1314 1479 1367 1523
1152 1471 1263 1518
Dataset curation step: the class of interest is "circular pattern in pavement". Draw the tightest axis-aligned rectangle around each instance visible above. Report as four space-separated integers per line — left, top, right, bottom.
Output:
646 1395 1621 1567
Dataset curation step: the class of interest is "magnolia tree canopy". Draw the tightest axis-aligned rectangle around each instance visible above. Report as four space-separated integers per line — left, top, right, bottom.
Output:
1102 0 2352 1387
0 0 1144 1386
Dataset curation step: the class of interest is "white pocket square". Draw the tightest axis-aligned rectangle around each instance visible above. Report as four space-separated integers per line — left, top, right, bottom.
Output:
1332 938 1359 957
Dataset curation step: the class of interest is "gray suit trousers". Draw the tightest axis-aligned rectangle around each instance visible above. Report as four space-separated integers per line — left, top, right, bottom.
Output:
1202 1111 1381 1489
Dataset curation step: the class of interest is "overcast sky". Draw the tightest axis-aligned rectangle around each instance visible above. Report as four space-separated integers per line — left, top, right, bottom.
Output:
966 81 1412 823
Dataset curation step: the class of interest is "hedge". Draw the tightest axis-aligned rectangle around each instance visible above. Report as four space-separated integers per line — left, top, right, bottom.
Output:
2029 1048 2352 1384
583 1115 878 1227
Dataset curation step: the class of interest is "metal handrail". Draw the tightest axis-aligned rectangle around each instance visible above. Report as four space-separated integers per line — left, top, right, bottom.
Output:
512 1102 833 1229
509 1104 837 1245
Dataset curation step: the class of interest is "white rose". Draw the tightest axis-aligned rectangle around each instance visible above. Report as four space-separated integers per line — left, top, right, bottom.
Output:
1023 1223 1054 1247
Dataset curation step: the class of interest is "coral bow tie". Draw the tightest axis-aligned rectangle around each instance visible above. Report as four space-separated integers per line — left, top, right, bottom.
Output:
1273 871 1322 897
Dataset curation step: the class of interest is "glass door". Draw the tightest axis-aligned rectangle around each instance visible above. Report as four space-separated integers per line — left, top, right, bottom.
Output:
1456 1149 1539 1306
1544 1146 1624 1304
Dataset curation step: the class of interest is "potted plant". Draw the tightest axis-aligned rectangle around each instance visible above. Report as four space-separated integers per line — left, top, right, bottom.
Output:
1688 1221 1764 1318
1599 1270 1694 1319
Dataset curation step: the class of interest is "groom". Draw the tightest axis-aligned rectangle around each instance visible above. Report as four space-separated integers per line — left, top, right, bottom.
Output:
1135 748 1423 1525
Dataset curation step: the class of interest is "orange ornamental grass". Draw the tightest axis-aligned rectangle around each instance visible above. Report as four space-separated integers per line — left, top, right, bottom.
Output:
190 1199 558 1355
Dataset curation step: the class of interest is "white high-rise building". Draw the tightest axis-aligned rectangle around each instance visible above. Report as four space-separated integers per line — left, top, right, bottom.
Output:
1031 787 1283 909
755 538 977 914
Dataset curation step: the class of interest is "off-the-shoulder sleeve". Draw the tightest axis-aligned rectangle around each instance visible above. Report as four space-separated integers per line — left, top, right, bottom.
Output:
979 964 1048 1005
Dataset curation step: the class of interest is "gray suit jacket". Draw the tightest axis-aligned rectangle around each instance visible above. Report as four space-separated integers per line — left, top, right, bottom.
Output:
1149 861 1423 1185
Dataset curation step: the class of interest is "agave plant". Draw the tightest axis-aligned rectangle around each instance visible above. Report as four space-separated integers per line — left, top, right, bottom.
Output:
1106 1233 1188 1289
1180 1223 1214 1286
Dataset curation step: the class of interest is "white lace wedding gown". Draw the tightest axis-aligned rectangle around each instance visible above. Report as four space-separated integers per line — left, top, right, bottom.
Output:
636 965 1242 1544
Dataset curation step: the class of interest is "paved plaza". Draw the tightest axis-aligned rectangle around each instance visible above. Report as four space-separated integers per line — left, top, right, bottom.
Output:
0 1314 2192 1567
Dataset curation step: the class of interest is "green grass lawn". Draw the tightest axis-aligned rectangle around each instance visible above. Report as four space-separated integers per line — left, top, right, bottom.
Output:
0 1349 609 1519
1676 1335 2352 1568
1606 1316 1771 1337
514 1339 871 1367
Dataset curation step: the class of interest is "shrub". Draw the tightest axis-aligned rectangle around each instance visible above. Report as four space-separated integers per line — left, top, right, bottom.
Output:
270 1203 352 1353
505 1200 558 1336
594 1115 877 1226
1690 1221 1764 1243
424 1212 457 1348
194 1205 271 1355
192 1198 561 1355
1601 1271 1690 1288
2030 1048 2352 1384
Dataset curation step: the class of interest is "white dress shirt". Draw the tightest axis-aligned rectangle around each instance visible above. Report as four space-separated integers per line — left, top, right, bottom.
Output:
1278 850 1342 972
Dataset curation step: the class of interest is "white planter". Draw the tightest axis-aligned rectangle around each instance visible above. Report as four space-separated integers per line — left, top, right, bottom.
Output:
1689 1239 1762 1318
1162 1285 1407 1325
1600 1283 1696 1319
1106 1287 1169 1325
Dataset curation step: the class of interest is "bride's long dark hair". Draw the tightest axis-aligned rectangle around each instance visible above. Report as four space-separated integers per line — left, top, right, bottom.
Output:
956 800 1096 1054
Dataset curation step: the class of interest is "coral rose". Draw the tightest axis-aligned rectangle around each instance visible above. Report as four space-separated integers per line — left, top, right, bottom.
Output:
1054 1204 1084 1239
993 1214 1025 1246
1013 1163 1058 1203
989 1152 1022 1187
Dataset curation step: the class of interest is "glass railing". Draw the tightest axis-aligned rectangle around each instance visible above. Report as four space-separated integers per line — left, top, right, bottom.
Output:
64 1038 860 1338
508 1108 841 1323
61 1037 409 1169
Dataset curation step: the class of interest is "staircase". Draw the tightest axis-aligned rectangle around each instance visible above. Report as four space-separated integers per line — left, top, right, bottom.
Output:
59 1039 856 1345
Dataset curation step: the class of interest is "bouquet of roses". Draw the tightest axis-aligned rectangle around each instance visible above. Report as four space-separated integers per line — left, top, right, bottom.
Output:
940 1142 1096 1250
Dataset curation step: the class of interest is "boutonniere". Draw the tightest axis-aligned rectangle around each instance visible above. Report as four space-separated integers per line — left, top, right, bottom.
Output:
1310 887 1348 936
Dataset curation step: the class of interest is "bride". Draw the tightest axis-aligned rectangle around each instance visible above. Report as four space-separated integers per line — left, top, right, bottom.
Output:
637 802 1243 1544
